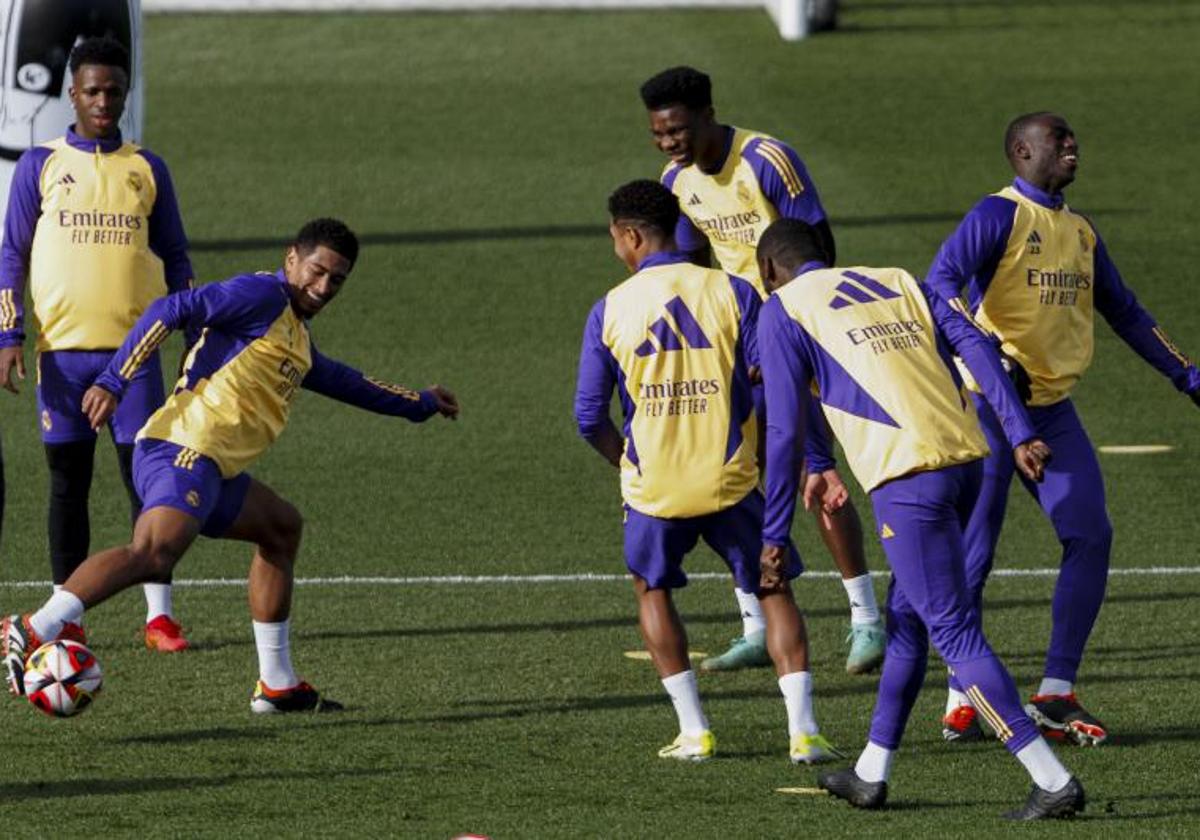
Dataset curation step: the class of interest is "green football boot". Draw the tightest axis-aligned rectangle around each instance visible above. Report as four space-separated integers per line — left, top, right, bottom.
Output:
845 620 886 674
699 630 771 671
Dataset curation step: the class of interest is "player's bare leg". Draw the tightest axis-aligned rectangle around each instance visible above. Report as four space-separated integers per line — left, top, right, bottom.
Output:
813 485 885 674
4 507 198 695
759 575 842 764
633 576 713 761
222 479 339 713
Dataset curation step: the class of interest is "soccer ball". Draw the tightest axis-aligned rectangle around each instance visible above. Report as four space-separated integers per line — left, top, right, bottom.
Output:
23 640 103 718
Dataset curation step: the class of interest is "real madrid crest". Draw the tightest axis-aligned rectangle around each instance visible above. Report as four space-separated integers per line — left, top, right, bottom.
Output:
736 181 752 204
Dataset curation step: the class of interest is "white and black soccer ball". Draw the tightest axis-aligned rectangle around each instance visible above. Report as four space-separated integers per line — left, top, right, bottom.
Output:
24 639 103 718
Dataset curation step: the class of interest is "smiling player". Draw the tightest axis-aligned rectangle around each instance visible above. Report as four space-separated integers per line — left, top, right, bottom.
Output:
926 113 1200 745
638 66 883 675
3 218 459 712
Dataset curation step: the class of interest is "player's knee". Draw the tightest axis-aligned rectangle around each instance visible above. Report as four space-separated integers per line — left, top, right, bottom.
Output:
264 501 303 558
128 541 182 580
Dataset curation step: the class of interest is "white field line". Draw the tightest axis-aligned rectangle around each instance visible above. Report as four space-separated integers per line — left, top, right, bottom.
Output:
0 566 1198 589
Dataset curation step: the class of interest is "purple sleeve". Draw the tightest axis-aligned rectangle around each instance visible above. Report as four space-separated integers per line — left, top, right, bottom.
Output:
1090 227 1200 394
923 284 1036 448
302 347 439 420
744 138 826 224
0 148 51 346
804 397 836 473
758 295 814 546
729 275 761 369
139 150 194 293
674 212 709 256
574 298 617 439
925 196 1016 309
94 274 286 396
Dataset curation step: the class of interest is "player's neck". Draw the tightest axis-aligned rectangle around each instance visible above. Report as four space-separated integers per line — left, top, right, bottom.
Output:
695 124 733 174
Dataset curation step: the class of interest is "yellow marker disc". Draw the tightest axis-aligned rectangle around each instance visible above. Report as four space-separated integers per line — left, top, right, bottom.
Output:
775 787 829 796
623 650 708 661
1098 444 1175 454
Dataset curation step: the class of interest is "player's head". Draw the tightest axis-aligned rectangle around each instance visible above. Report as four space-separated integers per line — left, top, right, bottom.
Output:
1004 112 1078 192
284 218 360 318
640 66 720 168
756 218 827 293
68 36 130 140
608 179 680 272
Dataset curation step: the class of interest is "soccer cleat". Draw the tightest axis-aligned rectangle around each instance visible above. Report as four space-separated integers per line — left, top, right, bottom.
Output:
250 680 344 714
60 622 87 646
1004 777 1086 820
699 631 771 671
789 732 845 765
2 614 42 697
657 730 716 762
1024 693 1107 746
143 615 190 653
817 767 888 809
942 704 985 742
844 620 886 674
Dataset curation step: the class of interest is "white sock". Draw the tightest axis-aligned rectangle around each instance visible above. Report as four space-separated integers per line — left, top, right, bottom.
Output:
143 583 174 623
29 590 85 641
53 584 63 593
842 574 880 625
778 670 817 736
734 588 766 637
946 687 973 714
1037 677 1073 697
253 620 299 690
662 670 708 736
854 741 894 784
1015 737 1072 792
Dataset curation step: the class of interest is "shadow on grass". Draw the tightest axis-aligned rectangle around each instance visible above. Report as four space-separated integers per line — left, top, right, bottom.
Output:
0 767 391 801
187 210 1133 254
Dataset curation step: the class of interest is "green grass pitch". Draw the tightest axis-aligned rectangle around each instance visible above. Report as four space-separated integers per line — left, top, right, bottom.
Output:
2 0 1199 836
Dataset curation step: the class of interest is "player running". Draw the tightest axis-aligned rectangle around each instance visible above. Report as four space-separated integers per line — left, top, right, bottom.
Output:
926 113 1200 745
3 218 459 712
574 180 840 764
638 66 883 675
755 218 1084 819
0 36 195 651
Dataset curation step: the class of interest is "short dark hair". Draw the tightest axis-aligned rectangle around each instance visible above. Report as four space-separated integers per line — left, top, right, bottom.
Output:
608 179 680 237
640 66 712 111
69 36 130 77
1004 111 1054 161
294 218 359 265
756 218 825 269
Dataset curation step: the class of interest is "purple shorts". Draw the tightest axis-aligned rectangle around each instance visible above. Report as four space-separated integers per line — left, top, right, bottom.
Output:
133 438 251 538
624 489 803 593
37 349 165 444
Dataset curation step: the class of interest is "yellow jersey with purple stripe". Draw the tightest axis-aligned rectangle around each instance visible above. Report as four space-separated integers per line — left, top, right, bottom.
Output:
757 262 1037 544
926 177 1200 405
661 126 827 296
574 252 760 519
0 127 192 351
93 270 440 478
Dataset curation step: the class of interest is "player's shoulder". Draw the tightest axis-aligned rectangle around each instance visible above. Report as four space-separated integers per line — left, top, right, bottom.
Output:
660 159 684 191
962 191 1021 229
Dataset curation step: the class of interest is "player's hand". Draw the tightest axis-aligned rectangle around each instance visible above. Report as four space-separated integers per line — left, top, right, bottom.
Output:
427 385 460 420
0 345 25 394
1190 388 1200 410
759 544 787 593
1014 438 1052 483
802 468 850 528
748 364 762 386
82 385 118 431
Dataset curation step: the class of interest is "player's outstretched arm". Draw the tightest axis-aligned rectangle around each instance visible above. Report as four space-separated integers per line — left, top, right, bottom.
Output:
1090 230 1200 403
302 349 454 422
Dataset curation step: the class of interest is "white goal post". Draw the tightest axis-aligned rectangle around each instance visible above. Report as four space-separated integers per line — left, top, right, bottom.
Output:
141 0 838 41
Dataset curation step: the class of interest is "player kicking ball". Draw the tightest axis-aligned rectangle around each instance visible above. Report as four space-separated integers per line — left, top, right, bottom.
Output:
574 181 840 764
754 219 1084 819
3 218 459 713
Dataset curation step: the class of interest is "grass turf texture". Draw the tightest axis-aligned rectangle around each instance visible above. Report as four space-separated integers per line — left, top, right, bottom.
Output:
1 0 1198 834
